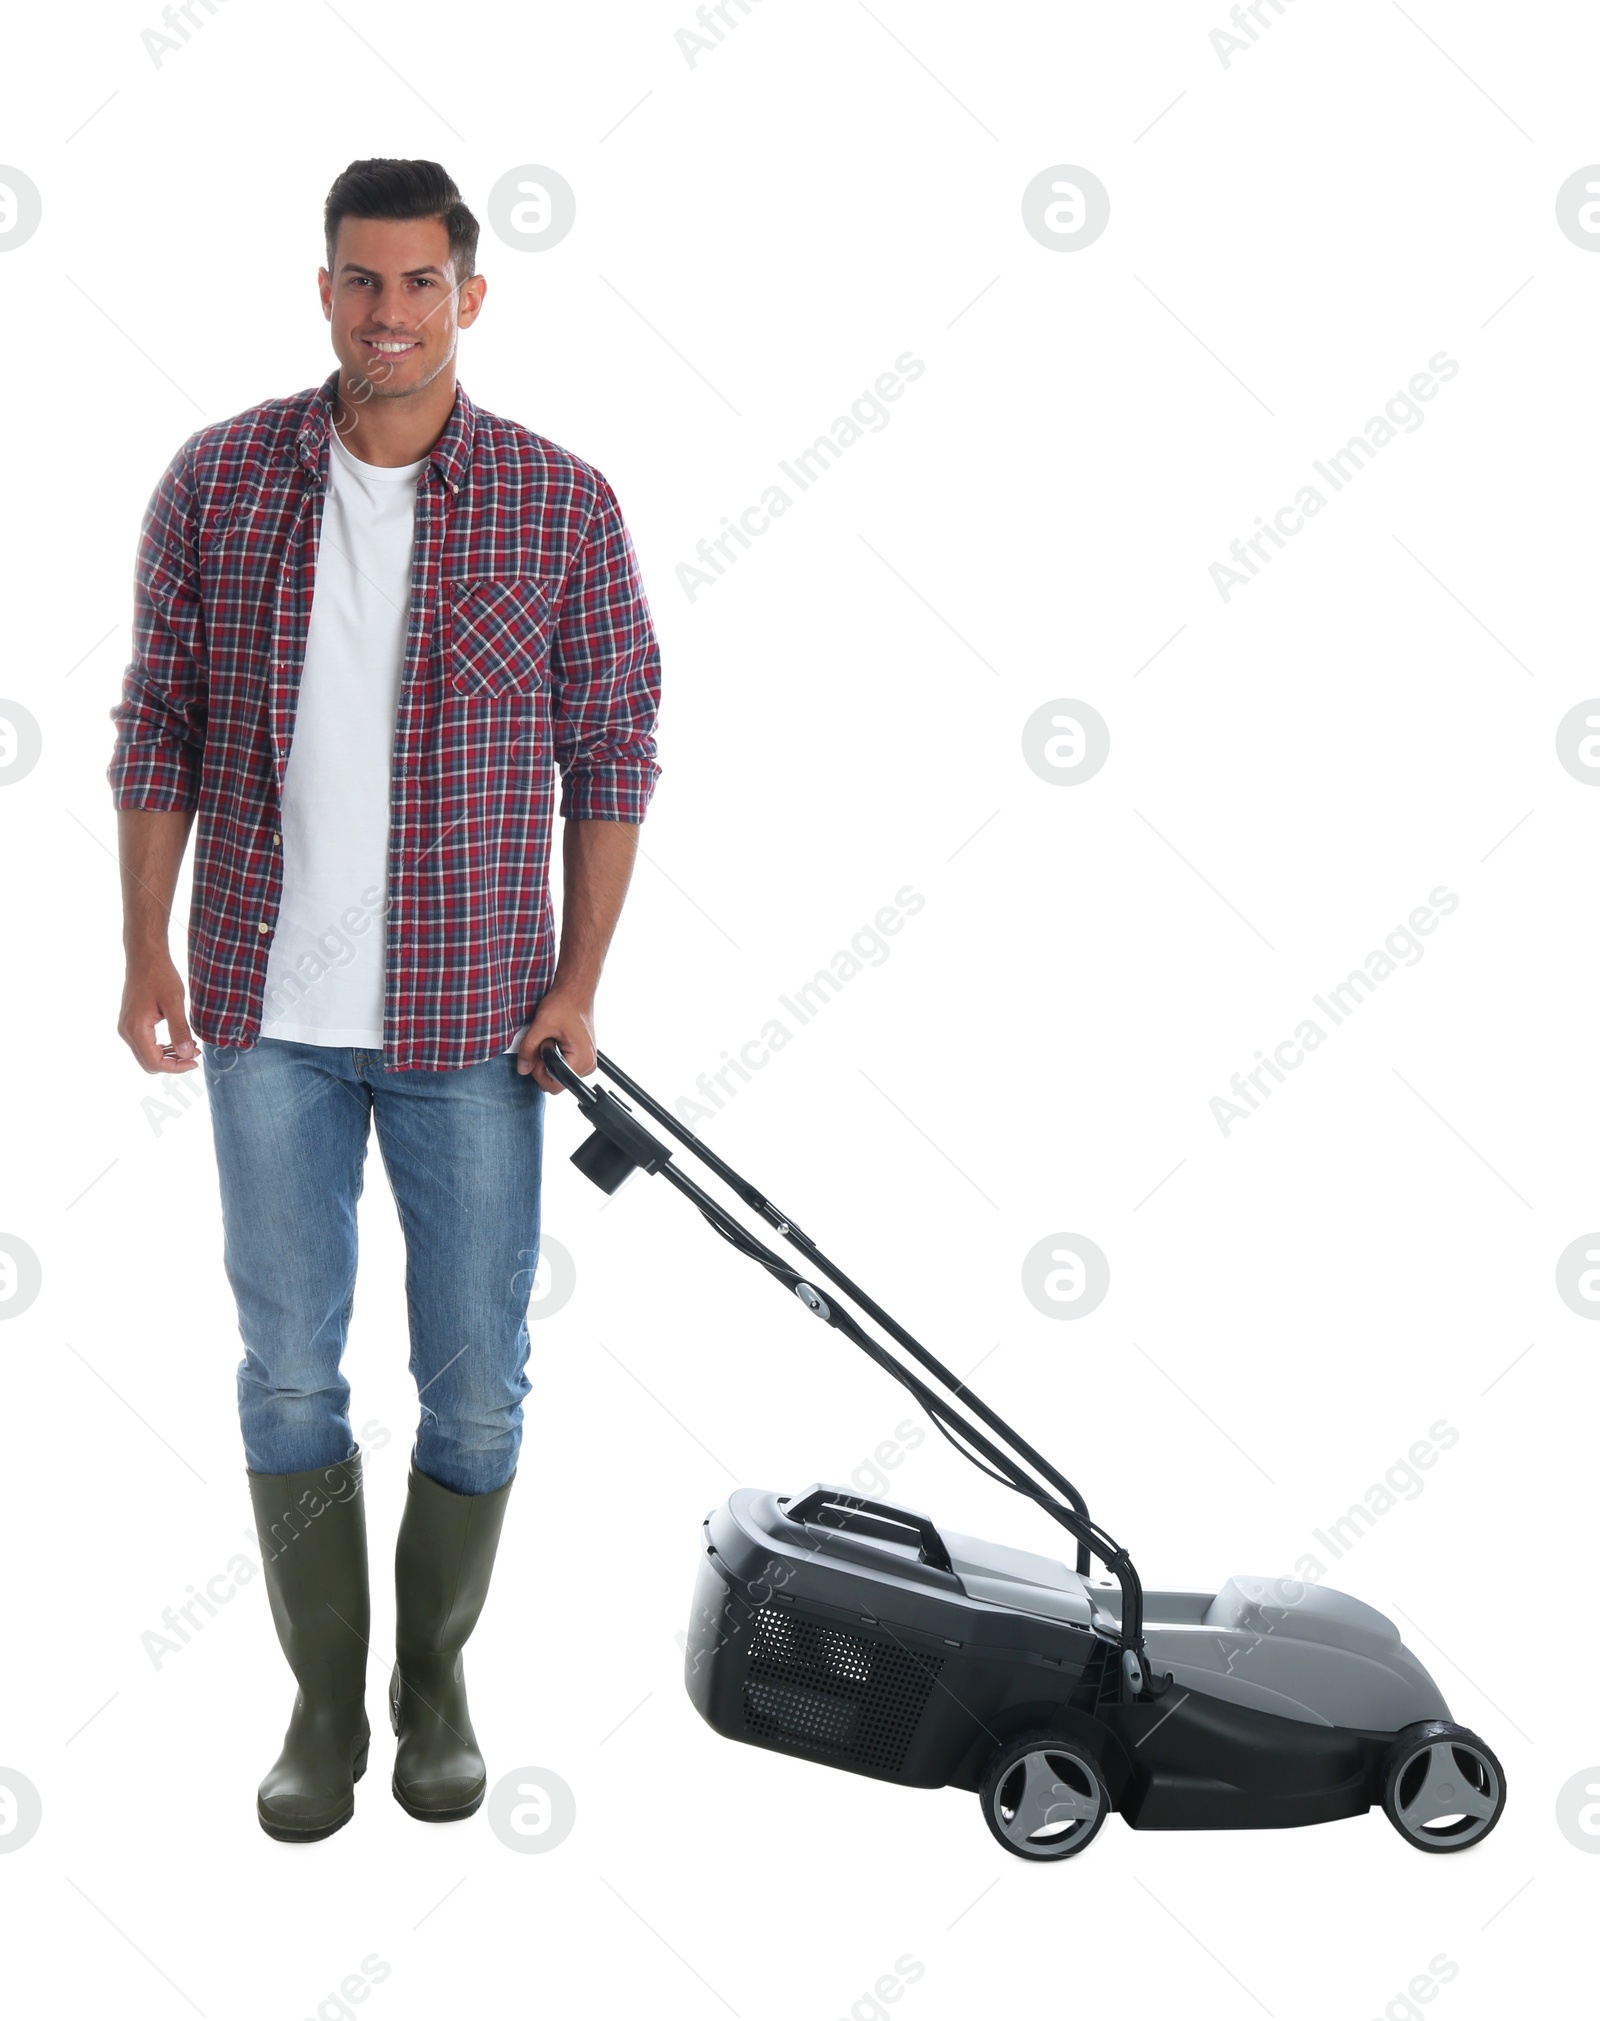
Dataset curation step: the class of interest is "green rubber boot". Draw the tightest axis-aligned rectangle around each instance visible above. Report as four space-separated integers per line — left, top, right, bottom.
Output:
247 1451 372 1842
389 1461 515 1822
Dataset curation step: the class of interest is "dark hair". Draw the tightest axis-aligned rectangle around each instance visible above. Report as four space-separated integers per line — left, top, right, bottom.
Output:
323 159 479 282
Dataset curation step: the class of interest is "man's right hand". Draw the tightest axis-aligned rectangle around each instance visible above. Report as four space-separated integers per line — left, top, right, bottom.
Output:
119 954 199 1073
114 808 200 1073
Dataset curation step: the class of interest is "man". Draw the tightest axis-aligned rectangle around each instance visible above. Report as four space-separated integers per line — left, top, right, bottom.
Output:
107 158 662 1841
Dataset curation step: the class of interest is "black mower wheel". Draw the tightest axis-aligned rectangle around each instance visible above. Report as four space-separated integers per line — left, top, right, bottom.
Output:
1381 1722 1506 1853
980 1732 1109 1862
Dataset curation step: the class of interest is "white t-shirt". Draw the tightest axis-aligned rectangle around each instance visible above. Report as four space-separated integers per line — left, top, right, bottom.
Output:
259 426 424 1047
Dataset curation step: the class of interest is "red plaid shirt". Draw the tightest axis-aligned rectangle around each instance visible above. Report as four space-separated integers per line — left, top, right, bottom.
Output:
108 370 662 1069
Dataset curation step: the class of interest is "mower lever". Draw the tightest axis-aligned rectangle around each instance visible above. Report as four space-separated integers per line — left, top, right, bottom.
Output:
542 1041 674 1194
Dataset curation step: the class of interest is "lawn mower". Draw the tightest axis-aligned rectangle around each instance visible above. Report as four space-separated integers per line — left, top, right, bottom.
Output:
542 1042 1505 1860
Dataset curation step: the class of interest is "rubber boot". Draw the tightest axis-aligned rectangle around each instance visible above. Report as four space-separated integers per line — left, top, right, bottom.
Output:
389 1461 515 1822
247 1451 371 1842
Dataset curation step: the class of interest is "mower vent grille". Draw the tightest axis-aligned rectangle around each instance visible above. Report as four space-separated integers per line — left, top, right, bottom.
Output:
742 1606 942 1775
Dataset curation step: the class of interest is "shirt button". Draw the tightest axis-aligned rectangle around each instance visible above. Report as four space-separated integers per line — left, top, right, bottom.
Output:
273 833 281 845
257 921 270 933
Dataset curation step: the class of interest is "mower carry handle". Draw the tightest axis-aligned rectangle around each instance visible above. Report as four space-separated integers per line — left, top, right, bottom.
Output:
781 1487 955 1574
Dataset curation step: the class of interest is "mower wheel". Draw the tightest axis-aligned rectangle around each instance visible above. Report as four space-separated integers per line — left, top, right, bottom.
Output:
979 1731 1109 1862
1381 1721 1506 1853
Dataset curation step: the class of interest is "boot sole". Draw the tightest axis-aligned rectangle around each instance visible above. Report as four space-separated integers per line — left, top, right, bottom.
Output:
258 1739 369 1842
390 1774 485 1824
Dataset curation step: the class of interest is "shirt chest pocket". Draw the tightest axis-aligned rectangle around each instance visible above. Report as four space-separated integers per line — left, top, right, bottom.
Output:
444 575 554 699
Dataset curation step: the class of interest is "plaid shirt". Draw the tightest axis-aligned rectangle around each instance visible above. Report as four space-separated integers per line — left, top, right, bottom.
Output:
108 370 662 1070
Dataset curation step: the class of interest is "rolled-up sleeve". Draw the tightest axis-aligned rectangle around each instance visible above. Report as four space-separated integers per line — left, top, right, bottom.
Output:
107 443 209 812
550 471 662 823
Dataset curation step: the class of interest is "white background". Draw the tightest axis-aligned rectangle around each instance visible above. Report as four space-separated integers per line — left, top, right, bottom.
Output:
1 1 1595 2015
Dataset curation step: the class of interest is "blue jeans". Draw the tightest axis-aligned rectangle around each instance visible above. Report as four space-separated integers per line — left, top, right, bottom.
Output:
202 1038 545 1496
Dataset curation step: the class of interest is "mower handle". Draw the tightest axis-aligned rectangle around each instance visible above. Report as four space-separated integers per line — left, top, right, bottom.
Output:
538 1037 1151 1671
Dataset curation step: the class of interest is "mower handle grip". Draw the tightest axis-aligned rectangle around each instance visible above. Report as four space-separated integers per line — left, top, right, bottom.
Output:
781 1486 955 1574
539 1039 588 1098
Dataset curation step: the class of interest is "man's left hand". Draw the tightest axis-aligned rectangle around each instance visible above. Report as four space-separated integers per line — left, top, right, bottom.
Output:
518 990 596 1093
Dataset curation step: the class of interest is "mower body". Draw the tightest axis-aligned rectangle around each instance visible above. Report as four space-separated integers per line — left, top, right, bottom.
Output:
686 1486 1454 1831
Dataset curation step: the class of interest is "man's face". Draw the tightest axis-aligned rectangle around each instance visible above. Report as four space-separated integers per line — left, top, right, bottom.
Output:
319 214 485 401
